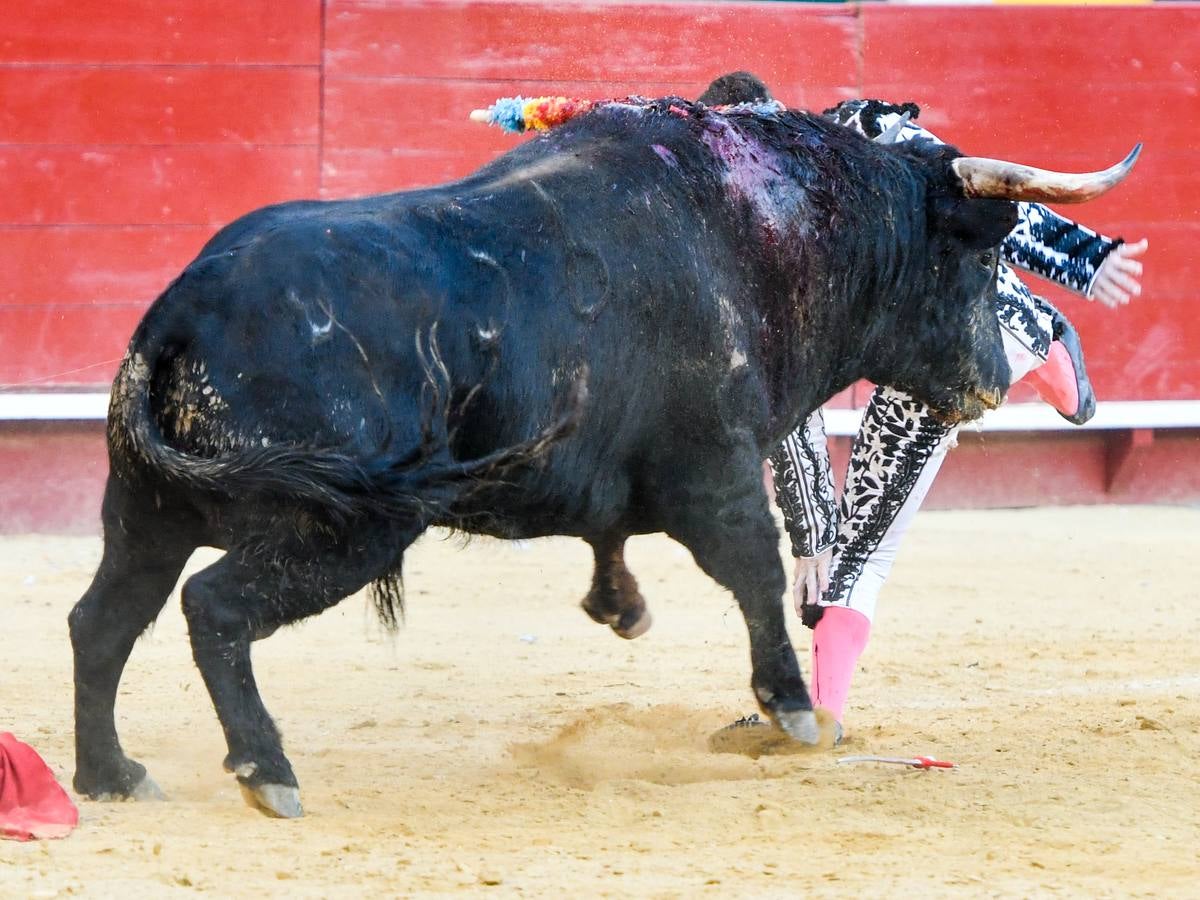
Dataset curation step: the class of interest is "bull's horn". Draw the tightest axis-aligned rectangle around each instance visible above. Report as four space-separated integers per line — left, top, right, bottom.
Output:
952 144 1142 203
469 109 491 124
873 111 911 145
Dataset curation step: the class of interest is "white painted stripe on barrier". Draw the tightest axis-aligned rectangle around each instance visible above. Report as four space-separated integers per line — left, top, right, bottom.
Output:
0 393 111 421
1 393 1199 433
806 400 1200 436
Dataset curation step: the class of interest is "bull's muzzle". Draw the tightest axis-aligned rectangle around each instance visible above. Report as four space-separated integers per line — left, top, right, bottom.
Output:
928 385 1006 428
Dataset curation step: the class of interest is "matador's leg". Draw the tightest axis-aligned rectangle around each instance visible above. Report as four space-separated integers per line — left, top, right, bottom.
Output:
808 387 957 726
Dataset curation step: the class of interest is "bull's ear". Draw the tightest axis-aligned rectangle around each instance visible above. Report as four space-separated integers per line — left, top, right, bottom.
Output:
931 196 1018 251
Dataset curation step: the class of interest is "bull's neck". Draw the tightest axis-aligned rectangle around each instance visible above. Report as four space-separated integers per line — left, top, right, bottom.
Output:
761 228 925 441
758 285 874 445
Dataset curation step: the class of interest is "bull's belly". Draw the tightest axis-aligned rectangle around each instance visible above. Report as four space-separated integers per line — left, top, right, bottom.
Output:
437 477 646 542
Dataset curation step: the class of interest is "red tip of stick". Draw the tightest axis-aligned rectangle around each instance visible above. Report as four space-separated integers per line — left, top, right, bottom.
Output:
912 756 956 769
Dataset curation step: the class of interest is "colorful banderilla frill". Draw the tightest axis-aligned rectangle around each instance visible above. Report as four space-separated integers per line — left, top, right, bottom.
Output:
469 96 596 134
470 95 786 135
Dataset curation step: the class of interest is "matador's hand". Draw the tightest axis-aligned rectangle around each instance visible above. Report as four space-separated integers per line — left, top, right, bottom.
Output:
1091 238 1148 308
793 549 832 616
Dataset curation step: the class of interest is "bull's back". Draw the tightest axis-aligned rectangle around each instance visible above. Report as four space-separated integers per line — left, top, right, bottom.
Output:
116 113 773 537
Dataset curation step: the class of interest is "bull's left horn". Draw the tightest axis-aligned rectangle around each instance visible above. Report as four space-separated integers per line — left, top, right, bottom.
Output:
952 144 1142 203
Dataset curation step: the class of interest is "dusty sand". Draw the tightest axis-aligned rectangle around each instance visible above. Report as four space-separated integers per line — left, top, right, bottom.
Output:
1 506 1198 897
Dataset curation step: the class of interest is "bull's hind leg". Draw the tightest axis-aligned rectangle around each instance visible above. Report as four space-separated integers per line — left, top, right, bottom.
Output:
69 478 199 801
181 521 416 818
581 535 652 639
666 453 817 744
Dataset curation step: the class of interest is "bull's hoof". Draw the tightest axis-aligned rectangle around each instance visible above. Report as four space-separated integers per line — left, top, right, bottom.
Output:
76 759 165 802
581 599 653 640
129 774 167 801
240 782 304 819
612 607 652 640
708 713 772 755
708 711 831 757
90 773 167 803
581 599 610 626
774 708 820 745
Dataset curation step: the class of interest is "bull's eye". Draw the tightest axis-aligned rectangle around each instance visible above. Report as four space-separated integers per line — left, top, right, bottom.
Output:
979 250 997 268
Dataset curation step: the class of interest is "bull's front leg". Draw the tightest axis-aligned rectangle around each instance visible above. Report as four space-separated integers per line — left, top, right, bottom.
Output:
666 472 818 744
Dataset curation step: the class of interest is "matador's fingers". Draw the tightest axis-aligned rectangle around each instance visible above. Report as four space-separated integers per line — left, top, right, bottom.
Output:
1091 238 1148 307
1093 280 1130 308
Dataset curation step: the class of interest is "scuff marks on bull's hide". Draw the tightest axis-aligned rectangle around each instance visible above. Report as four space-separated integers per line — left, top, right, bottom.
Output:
284 286 388 414
550 358 588 393
528 180 610 322
473 322 501 348
651 144 679 171
154 354 257 455
464 242 515 321
716 294 750 373
467 249 499 268
697 113 808 247
478 151 586 194
285 287 334 344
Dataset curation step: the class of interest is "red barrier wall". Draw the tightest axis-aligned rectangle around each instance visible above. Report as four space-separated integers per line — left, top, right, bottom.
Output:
2 1 1197 397
1 2 1197 530
0 0 322 388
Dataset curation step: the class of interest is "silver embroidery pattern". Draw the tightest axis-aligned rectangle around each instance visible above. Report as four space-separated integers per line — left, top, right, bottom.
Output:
769 409 838 557
1005 202 1121 296
995 263 1054 360
823 387 948 606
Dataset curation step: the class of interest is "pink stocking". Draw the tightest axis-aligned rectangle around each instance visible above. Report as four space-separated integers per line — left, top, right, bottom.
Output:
811 606 871 723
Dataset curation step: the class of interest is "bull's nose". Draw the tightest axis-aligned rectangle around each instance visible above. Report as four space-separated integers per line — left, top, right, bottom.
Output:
978 386 1005 411
959 385 1006 423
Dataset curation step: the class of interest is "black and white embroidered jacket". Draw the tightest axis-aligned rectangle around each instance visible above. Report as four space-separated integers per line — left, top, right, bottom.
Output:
771 100 1124 559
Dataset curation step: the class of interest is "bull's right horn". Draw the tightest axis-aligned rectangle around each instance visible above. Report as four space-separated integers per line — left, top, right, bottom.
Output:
952 144 1142 203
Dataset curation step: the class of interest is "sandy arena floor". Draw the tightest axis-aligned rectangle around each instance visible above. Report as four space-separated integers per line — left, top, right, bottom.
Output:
2 506 1198 897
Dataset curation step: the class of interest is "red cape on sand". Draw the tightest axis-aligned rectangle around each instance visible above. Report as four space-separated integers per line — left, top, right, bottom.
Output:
0 732 79 841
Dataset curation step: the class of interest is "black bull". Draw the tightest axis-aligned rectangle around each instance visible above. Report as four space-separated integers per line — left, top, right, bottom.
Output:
71 99 1033 817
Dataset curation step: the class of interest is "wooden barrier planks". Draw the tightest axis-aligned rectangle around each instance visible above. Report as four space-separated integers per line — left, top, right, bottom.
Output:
0 146 319 227
322 1 858 193
0 0 322 385
1 0 321 65
0 305 145 388
324 1 858 86
0 67 319 146
861 6 1200 89
0 0 1196 399
0 225 211 307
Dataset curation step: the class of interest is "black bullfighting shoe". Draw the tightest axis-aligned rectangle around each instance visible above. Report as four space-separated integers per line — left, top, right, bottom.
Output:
1023 312 1097 426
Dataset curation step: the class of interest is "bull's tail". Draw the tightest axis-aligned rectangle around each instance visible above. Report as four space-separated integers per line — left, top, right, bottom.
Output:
109 320 588 530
